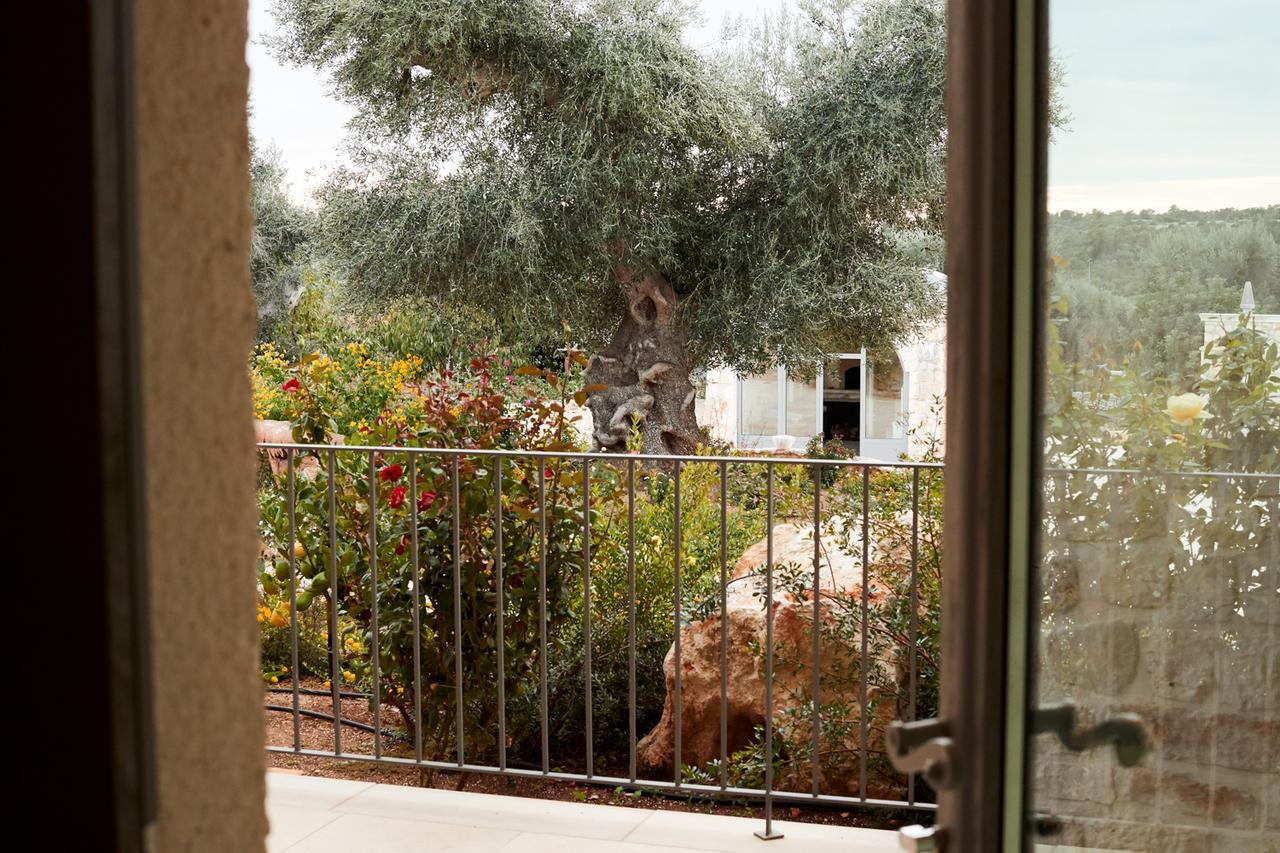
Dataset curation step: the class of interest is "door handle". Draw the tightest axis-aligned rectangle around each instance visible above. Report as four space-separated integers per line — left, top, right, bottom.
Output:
886 705 1145 850
1030 702 1149 767
886 718 962 790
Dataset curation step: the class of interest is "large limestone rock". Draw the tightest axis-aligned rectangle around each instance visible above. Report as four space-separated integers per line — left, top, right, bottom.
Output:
255 419 339 477
636 519 899 795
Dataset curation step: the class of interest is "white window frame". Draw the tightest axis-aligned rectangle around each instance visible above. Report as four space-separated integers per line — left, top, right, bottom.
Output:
735 350 868 449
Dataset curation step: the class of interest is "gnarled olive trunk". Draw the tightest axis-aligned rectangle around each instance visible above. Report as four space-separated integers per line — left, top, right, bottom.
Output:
584 273 701 455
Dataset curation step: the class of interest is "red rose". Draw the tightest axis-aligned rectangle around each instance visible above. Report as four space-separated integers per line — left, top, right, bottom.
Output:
417 490 437 512
379 464 404 482
281 378 301 393
395 534 409 556
388 485 407 509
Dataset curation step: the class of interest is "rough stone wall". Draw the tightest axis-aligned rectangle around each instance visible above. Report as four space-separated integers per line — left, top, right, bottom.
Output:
134 0 267 849
1034 535 1278 852
898 317 947 458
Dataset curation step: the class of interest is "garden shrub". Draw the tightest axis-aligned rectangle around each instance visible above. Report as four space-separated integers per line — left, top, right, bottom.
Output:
257 589 331 683
528 457 769 773
258 354 591 762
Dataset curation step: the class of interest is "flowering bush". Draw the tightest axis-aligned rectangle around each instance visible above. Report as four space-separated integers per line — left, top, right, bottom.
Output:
252 341 427 441
258 354 591 761
1041 308 1278 572
257 587 331 684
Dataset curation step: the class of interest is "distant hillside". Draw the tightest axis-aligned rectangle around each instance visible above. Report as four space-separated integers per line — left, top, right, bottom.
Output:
1046 206 1280 385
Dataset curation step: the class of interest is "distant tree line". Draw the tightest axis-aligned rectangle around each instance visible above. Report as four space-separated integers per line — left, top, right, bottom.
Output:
1047 205 1279 385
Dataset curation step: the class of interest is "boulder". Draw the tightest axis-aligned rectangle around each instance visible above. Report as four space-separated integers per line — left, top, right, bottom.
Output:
636 519 899 795
255 419 337 478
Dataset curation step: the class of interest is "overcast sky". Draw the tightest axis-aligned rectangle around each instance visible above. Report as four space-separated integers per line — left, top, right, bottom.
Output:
247 0 1278 212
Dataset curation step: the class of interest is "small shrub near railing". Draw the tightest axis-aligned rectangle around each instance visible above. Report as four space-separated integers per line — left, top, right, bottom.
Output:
258 353 589 761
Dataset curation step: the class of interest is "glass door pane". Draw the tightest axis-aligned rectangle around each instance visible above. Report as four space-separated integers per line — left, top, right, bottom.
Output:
1030 2 1279 850
864 353 909 460
739 369 780 445
784 369 818 442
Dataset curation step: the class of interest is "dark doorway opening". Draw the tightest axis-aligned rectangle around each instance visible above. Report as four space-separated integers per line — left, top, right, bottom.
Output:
822 356 862 448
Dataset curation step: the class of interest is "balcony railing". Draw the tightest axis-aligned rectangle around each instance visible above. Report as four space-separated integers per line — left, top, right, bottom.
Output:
257 442 943 838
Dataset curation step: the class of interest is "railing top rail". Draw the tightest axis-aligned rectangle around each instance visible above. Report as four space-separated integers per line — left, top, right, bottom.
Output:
256 441 946 469
256 442 1279 479
1044 466 1280 481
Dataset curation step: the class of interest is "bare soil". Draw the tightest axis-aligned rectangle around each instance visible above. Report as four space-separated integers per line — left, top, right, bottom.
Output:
265 678 917 831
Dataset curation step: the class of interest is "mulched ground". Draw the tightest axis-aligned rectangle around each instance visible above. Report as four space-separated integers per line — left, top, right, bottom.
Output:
265 677 918 831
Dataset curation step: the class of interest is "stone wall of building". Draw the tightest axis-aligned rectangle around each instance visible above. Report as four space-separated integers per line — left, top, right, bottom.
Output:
898 318 948 458
700 366 740 446
1034 533 1278 852
1200 312 1280 353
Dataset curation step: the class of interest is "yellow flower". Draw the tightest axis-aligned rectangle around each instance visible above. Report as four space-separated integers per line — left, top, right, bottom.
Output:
342 670 356 683
1165 393 1210 426
270 676 279 684
293 541 306 559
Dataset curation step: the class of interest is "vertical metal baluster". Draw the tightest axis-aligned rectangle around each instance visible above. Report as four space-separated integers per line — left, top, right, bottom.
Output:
673 459 682 787
627 457 637 785
756 462 782 840
908 466 920 804
811 463 822 796
538 461 549 774
368 452 381 759
495 458 506 772
582 457 593 778
452 455 463 767
327 450 342 756
859 465 870 800
410 457 422 765
718 460 728 791
287 449 301 752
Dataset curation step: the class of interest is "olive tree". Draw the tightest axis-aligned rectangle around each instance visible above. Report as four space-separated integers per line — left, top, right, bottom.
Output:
251 136 314 340
271 0 946 453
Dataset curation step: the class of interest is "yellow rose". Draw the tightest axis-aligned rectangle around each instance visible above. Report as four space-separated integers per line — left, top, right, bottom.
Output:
1165 393 1210 426
293 541 306 559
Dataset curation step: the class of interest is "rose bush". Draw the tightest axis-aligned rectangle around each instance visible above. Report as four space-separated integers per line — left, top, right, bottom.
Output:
258 353 593 762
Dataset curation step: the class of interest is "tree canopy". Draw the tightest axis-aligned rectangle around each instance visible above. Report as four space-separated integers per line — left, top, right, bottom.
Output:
271 0 946 452
251 136 315 339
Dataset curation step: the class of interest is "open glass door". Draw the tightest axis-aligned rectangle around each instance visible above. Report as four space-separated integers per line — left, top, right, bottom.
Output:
1025 1 1279 850
890 1 1275 850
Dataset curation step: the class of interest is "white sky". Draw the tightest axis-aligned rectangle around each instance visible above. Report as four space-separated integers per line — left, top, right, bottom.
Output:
248 0 1278 213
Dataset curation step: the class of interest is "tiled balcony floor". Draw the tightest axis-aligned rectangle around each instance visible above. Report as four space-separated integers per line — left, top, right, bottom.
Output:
266 771 900 853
